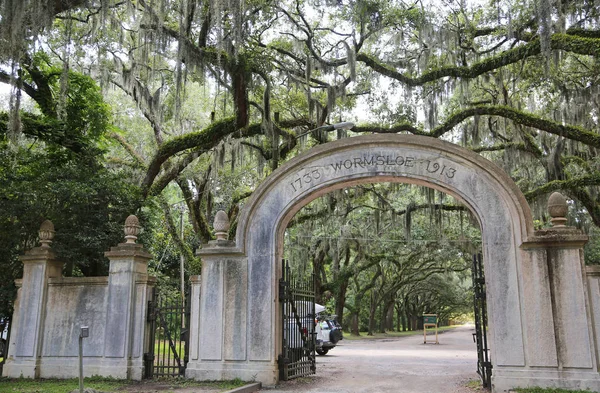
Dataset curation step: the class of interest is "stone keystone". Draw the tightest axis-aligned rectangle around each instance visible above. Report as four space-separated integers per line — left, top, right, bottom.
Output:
124 214 140 243
39 219 55 248
547 192 568 227
213 210 230 240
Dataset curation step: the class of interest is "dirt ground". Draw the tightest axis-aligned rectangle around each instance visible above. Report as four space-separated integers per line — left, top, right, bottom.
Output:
107 325 481 393
260 324 481 393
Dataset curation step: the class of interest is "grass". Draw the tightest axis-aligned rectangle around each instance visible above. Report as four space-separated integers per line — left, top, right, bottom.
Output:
464 380 594 393
342 325 460 340
0 376 131 393
0 376 249 393
513 388 594 393
465 379 485 391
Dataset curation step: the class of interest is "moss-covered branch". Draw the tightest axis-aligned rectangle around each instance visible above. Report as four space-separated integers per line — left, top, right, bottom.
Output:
143 117 238 195
142 117 311 197
108 129 147 168
431 105 600 148
357 33 600 86
524 173 600 201
351 105 600 150
471 142 529 154
147 149 204 197
352 123 427 135
568 188 600 228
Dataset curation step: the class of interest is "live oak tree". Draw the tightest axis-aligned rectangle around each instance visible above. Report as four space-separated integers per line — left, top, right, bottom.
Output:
1 0 600 319
284 183 477 334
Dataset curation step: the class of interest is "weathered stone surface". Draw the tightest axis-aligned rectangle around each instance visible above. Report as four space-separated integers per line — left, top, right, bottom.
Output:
548 248 593 368
224 259 247 361
189 275 202 362
42 277 108 357
103 243 151 362
199 259 224 360
586 266 600 369
518 249 558 367
3 225 154 381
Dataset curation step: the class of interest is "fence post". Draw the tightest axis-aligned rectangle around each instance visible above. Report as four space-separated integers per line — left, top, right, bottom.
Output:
103 215 152 380
2 220 63 378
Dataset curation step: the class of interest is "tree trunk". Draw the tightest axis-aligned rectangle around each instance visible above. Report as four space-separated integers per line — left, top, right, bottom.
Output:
385 299 395 332
378 301 385 333
351 312 360 336
367 293 377 336
335 280 348 328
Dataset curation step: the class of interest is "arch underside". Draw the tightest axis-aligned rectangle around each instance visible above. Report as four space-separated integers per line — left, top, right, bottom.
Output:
237 135 533 372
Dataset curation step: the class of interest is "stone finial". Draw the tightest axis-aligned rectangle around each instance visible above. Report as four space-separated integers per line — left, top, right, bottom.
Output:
213 210 230 240
39 220 55 248
548 192 568 227
124 215 140 243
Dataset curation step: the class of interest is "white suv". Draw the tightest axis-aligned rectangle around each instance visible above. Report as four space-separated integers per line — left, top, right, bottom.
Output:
286 303 343 357
315 316 343 355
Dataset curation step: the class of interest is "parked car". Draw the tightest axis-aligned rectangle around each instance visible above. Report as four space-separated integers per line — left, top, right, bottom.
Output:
315 316 343 355
285 303 343 358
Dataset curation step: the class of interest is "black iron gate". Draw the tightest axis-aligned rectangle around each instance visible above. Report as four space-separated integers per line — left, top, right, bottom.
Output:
278 259 316 381
144 288 190 378
472 253 492 388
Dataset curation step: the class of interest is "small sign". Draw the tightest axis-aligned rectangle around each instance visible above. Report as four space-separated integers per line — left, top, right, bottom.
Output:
423 314 439 344
423 315 437 325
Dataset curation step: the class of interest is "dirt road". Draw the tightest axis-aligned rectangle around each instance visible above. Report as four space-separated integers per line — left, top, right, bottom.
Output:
261 325 480 393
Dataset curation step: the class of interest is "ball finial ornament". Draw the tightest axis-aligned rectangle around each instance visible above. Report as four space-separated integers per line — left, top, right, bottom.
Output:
213 210 230 241
548 192 568 227
39 220 55 248
124 215 140 243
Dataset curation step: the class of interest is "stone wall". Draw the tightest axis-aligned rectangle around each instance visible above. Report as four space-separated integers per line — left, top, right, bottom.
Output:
2 216 154 380
42 277 109 359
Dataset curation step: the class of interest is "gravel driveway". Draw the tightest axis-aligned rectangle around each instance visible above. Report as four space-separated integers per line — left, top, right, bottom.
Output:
261 325 481 393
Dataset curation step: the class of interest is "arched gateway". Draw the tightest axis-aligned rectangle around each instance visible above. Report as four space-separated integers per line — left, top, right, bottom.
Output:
186 135 600 392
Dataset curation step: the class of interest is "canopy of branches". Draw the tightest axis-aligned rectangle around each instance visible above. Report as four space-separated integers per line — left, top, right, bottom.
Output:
1 0 599 321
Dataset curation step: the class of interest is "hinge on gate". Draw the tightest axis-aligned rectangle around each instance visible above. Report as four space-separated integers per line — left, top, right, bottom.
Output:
279 278 288 302
147 300 155 322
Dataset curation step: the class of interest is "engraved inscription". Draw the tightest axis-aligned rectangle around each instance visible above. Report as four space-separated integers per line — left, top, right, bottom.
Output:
290 168 323 192
289 155 457 193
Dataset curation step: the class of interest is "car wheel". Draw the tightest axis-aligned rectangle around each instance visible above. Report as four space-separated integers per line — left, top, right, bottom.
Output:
329 328 342 344
316 348 329 355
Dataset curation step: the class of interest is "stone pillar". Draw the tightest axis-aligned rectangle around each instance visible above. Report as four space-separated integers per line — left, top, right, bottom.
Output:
103 215 152 379
186 211 267 382
2 221 63 378
507 193 599 392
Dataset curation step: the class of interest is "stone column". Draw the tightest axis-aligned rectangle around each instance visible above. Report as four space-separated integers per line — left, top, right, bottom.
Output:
103 215 152 379
2 221 63 378
186 211 261 382
510 193 599 392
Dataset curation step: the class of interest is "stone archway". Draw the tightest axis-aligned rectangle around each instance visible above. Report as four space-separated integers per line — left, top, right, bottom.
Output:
186 135 600 392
